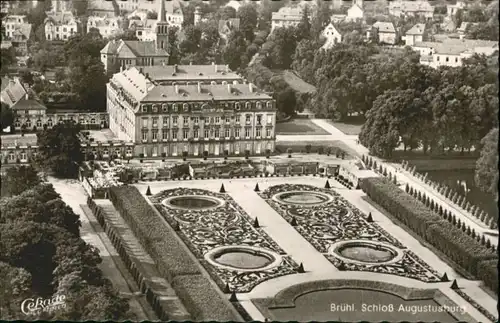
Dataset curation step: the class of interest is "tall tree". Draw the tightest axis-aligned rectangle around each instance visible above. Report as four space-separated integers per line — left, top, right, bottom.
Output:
37 122 83 178
0 102 14 132
238 4 258 42
475 128 499 197
0 165 41 197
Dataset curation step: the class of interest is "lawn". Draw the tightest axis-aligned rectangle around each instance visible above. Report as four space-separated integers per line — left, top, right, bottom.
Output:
275 140 357 157
275 119 330 135
326 116 365 135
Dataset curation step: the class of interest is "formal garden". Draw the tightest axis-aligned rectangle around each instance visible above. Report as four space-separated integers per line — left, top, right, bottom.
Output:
258 183 442 283
150 187 300 293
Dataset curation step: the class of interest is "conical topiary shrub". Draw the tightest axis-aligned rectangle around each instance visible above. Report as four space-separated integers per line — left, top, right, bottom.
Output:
466 226 471 235
441 273 449 282
337 262 346 270
297 263 305 273
325 180 331 189
254 183 260 192
224 283 230 293
146 186 152 196
290 217 298 226
219 183 226 193
173 220 180 231
439 205 443 215
405 183 409 193
480 235 486 245
485 239 491 248
450 279 459 290
253 217 260 228
393 176 397 185
229 290 238 302
366 212 374 223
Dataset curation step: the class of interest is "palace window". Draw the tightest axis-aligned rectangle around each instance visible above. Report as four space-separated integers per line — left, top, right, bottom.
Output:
225 128 230 138
142 117 148 128
142 105 148 112
172 116 178 126
162 104 168 112
152 130 158 141
215 116 220 124
152 146 158 157
183 116 189 126
193 117 199 125
172 130 178 140
162 129 168 140
36 120 42 127
194 129 199 138
245 128 251 138
142 131 148 141
245 102 251 109
163 117 169 127
173 104 178 112
47 119 53 127
214 129 220 138
8 152 15 161
204 129 209 138
235 128 240 138
256 128 261 138
20 152 27 160
152 105 158 113
183 129 189 139
245 115 251 124
152 117 158 128
225 116 230 123
257 115 262 125
267 115 273 124
183 103 189 111
266 128 271 138
26 120 31 128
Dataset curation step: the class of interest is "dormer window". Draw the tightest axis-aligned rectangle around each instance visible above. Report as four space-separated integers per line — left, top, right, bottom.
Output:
142 105 148 112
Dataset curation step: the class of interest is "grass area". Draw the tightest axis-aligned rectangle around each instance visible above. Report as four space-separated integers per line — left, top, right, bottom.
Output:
275 119 329 135
275 140 357 158
0 134 37 147
326 116 365 135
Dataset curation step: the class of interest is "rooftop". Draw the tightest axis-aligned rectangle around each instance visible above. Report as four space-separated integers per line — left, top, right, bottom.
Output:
272 6 303 20
45 11 77 25
406 23 426 35
414 39 498 55
389 0 434 12
373 21 396 33
101 39 169 57
139 64 242 82
11 98 47 111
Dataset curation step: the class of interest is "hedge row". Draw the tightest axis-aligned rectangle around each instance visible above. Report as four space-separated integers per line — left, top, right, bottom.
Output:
108 186 201 279
360 177 447 238
360 177 498 292
172 275 238 322
477 259 498 294
107 186 239 321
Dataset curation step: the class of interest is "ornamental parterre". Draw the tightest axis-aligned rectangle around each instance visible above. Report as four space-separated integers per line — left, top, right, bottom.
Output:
258 184 442 283
150 187 299 292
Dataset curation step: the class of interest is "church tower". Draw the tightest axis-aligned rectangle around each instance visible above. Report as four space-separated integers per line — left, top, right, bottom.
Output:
154 0 169 51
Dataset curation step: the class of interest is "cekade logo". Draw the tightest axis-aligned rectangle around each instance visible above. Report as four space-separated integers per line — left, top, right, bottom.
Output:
21 295 67 316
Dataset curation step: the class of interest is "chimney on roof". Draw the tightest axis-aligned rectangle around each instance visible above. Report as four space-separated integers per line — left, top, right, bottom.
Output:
174 64 177 73
197 82 202 93
175 84 179 94
145 72 149 79
227 84 232 94
139 67 143 74
248 83 254 93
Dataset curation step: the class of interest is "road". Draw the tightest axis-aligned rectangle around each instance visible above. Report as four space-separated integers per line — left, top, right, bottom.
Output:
276 119 498 247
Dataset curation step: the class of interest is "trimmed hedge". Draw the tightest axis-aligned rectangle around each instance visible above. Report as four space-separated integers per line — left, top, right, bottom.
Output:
172 274 238 322
360 177 498 292
477 259 498 294
108 186 201 279
360 177 446 238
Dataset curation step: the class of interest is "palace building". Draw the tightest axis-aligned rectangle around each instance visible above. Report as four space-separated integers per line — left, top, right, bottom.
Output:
107 67 276 158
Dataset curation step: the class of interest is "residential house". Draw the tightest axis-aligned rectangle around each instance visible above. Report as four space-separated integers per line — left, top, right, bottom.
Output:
330 14 347 23
87 15 124 38
403 23 426 46
1 77 28 107
218 18 240 42
371 21 397 45
127 9 150 21
2 15 28 38
389 0 434 19
457 22 478 39
107 67 277 157
164 0 184 29
412 39 498 68
271 7 303 31
101 0 169 73
225 0 242 11
346 0 365 22
44 11 79 41
129 18 157 41
321 23 342 50
447 1 466 17
441 16 457 32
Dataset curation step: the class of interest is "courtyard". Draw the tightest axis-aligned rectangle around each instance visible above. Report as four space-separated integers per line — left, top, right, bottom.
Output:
131 176 497 323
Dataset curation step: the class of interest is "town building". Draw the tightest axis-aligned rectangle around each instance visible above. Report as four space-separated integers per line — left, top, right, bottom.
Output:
128 17 158 41
389 0 434 19
321 23 343 50
2 15 28 38
412 39 498 68
44 9 79 41
403 23 426 46
138 63 243 85
87 15 124 38
457 22 478 39
271 7 303 31
218 18 240 42
106 67 277 158
101 0 170 73
369 21 397 45
447 1 466 17
1 16 32 56
330 14 347 23
346 0 365 22
1 77 28 107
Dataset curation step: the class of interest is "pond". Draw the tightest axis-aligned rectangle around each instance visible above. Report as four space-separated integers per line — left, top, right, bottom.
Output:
165 196 223 210
214 251 273 270
275 191 332 206
337 243 397 263
423 170 498 218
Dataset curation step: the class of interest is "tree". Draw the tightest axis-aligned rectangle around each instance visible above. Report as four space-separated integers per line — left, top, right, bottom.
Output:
475 128 498 198
0 262 32 319
37 122 84 178
238 4 258 42
0 46 16 72
0 165 41 197
223 31 248 71
0 102 14 132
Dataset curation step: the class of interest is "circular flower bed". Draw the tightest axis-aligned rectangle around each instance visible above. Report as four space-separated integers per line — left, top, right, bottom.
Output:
163 195 225 211
205 246 282 272
272 190 333 206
